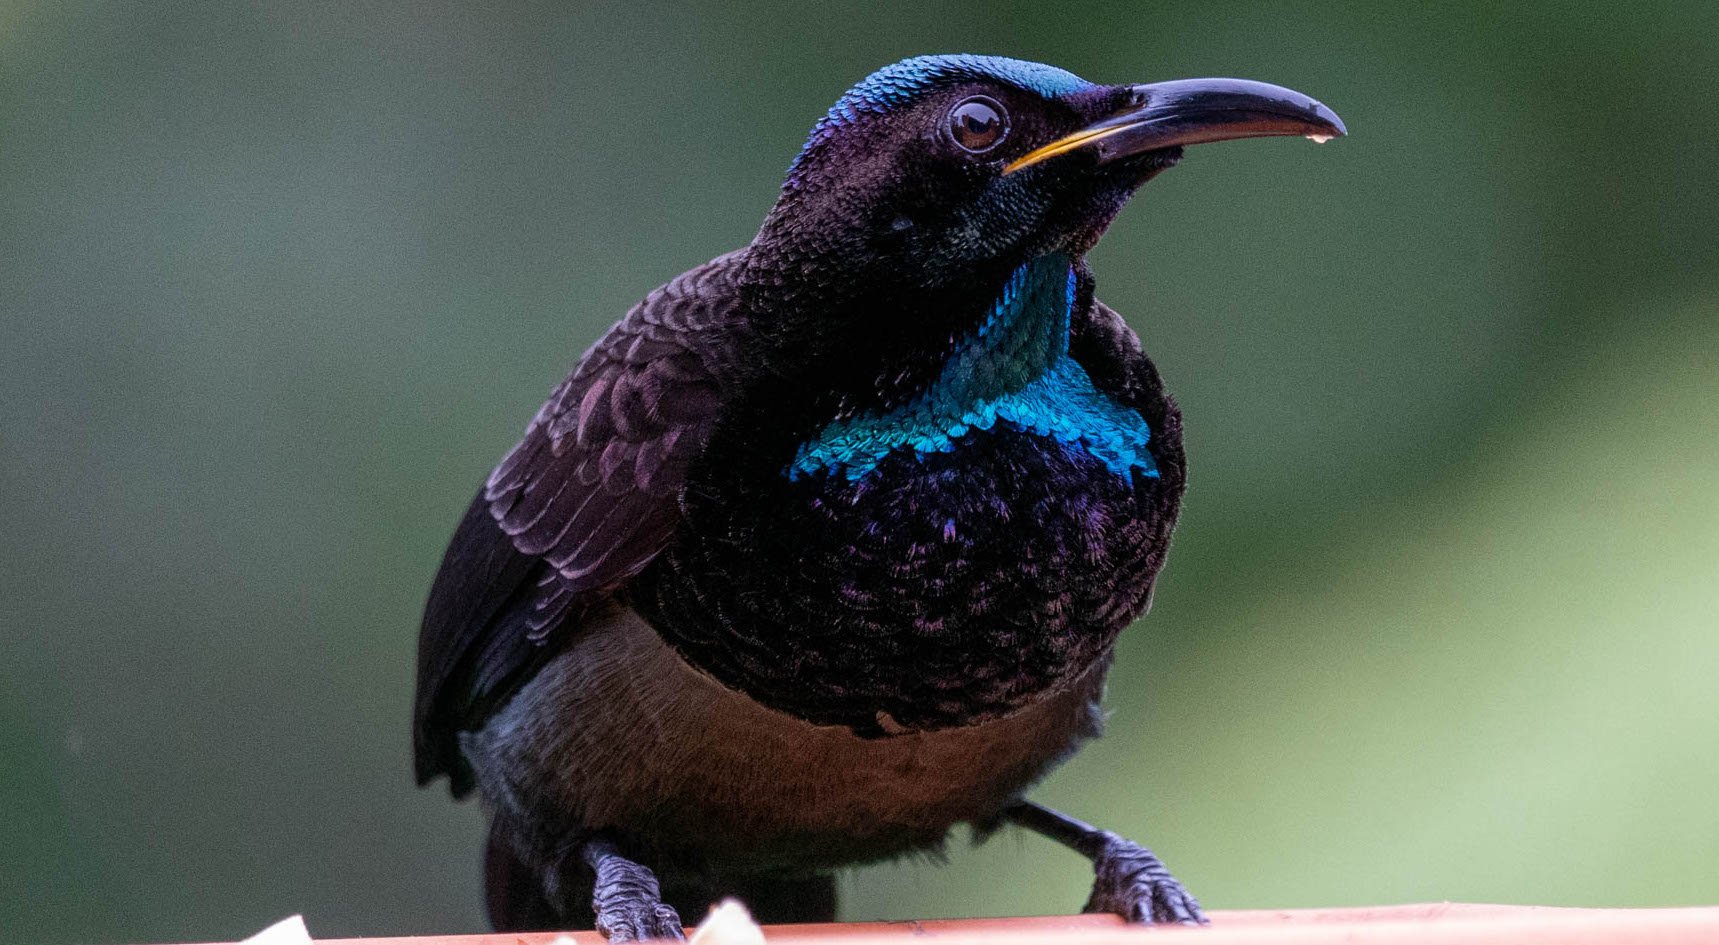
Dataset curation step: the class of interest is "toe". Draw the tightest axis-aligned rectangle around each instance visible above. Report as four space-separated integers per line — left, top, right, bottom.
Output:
1084 833 1205 926
1153 883 1205 925
650 903 686 940
597 904 686 942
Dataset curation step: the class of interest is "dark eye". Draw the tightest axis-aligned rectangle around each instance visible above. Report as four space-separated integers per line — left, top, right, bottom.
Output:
948 96 1008 153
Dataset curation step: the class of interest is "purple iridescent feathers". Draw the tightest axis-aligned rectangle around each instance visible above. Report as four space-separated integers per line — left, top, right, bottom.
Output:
412 252 745 790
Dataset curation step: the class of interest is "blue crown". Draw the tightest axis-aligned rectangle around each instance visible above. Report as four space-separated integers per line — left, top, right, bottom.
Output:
787 55 1095 184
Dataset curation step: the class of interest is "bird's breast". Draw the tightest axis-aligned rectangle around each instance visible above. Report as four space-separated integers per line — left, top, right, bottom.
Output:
635 422 1175 734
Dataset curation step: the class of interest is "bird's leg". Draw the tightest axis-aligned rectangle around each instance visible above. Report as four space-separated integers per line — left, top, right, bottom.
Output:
582 839 686 942
1002 801 1205 926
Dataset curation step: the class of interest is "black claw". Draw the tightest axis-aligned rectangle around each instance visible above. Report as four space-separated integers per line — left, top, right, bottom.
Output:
1083 831 1206 926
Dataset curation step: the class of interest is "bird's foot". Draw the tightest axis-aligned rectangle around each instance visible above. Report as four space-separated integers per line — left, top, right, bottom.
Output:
1083 831 1206 926
585 841 686 941
595 899 684 943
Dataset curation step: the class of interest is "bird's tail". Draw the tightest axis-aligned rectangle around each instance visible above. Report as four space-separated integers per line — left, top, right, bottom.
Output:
483 821 564 932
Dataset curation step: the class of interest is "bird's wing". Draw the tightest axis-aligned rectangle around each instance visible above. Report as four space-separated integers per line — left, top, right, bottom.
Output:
413 250 746 793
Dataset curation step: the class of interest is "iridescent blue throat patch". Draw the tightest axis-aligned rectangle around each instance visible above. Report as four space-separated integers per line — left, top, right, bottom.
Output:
789 255 1158 482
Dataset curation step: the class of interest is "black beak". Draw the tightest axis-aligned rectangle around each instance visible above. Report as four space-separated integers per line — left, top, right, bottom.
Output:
1004 78 1346 175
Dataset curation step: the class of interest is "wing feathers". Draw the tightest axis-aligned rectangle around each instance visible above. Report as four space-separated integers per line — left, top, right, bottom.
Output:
413 250 746 792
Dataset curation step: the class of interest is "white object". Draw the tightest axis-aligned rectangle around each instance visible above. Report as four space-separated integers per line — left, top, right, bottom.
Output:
241 915 312 945
689 899 766 945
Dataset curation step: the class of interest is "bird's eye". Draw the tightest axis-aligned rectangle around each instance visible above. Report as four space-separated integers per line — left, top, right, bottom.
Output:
948 96 1008 154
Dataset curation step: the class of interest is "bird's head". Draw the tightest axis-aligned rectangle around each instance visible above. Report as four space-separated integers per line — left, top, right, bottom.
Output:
750 54 1343 297
735 54 1343 424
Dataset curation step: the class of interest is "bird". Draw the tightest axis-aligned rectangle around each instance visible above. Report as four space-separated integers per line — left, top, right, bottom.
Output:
413 54 1344 941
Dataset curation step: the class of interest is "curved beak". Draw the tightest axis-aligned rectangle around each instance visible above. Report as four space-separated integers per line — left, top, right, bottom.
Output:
1003 77 1346 175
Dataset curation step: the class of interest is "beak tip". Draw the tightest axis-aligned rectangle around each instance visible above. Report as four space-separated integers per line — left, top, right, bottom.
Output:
1309 102 1347 141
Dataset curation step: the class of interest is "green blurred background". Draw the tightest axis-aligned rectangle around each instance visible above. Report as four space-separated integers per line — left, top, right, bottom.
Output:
4 1 1717 942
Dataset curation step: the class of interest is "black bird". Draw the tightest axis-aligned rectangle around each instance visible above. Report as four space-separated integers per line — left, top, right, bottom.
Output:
415 54 1343 940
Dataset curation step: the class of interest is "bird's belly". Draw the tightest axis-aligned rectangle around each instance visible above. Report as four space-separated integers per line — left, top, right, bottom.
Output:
641 428 1170 733
461 604 1107 875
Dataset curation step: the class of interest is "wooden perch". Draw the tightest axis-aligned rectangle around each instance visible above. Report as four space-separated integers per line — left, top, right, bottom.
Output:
194 903 1719 945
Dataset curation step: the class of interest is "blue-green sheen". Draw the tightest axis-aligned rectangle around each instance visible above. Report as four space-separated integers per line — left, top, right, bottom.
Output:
789 255 1158 482
788 55 1095 183
826 54 1093 119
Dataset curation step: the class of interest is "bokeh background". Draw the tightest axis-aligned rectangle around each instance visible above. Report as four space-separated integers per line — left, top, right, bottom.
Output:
4 1 1717 942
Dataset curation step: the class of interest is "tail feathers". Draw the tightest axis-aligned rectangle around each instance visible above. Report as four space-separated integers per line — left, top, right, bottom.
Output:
483 822 566 932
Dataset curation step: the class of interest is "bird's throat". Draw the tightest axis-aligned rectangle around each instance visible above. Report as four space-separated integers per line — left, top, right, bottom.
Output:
788 254 1158 481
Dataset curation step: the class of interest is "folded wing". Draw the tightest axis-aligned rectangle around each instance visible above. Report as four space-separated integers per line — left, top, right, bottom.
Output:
413 251 746 794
